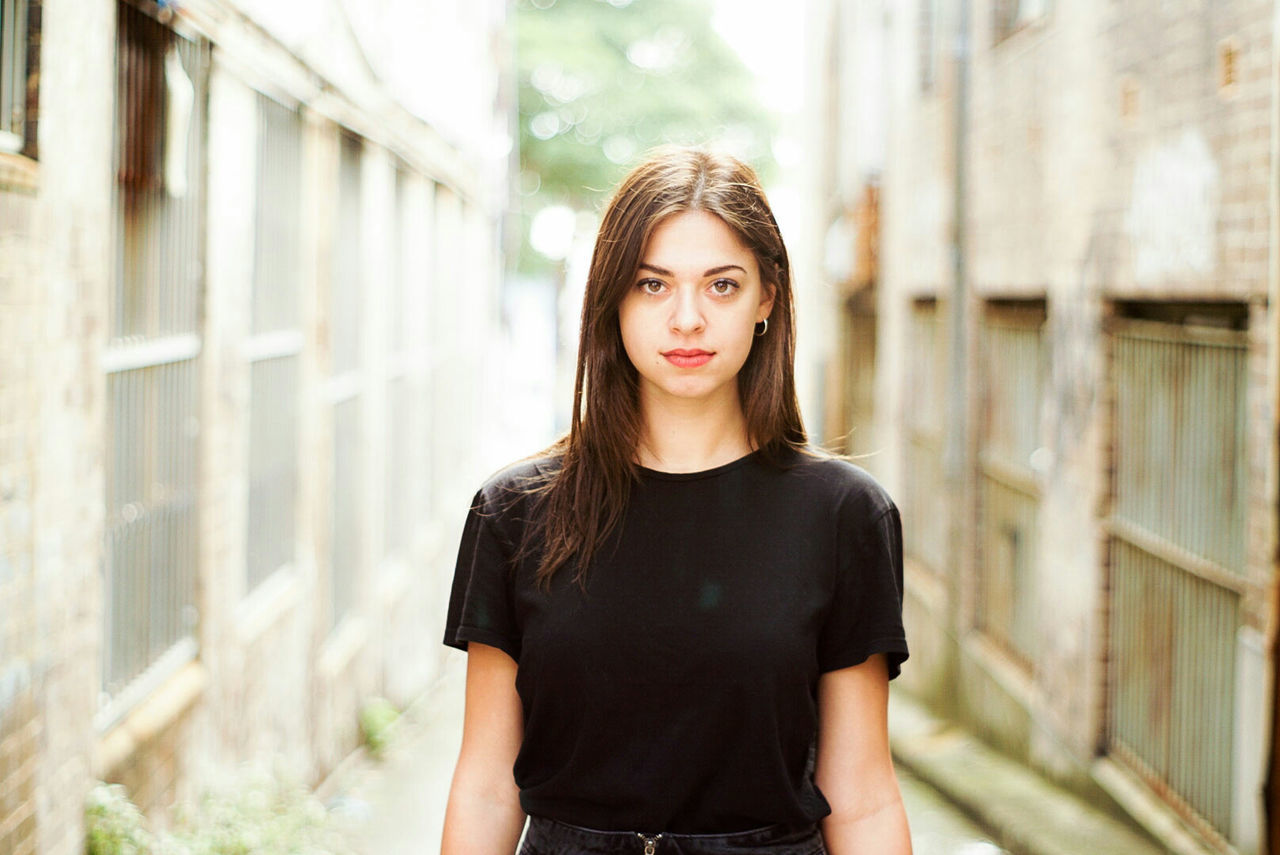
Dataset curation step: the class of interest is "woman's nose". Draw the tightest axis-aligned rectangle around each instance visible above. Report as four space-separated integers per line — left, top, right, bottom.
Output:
669 288 705 333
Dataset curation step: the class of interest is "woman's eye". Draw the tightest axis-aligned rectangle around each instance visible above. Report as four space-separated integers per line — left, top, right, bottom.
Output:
638 279 665 294
710 279 739 296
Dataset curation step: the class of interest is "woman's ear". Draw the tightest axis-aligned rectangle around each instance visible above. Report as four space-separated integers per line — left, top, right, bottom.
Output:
758 281 777 322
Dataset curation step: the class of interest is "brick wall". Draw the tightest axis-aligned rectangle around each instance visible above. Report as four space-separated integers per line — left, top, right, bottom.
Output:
0 161 39 855
1103 0 1272 299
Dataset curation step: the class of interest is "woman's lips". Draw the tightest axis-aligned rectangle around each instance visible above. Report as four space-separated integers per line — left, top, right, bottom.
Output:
662 349 713 368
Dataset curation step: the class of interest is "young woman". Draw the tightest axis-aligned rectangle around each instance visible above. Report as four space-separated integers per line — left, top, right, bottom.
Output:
441 147 911 855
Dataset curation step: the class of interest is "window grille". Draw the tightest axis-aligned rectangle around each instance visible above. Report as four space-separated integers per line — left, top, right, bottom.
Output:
329 130 363 628
247 352 300 589
103 357 200 701
918 0 938 92
410 179 439 526
100 2 206 726
975 303 1045 665
246 92 303 594
332 132 363 374
903 298 947 572
384 374 410 558
331 394 362 628
837 293 877 456
0 0 28 152
427 184 463 510
388 165 406 356
383 166 411 560
1107 315 1246 844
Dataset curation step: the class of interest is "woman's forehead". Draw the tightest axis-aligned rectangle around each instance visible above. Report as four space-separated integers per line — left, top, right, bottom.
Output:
640 210 755 273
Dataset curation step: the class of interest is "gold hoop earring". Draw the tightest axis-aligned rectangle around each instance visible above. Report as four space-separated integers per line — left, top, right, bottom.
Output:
754 318 768 337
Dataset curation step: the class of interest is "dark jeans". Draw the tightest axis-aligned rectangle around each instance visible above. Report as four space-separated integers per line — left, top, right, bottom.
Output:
518 816 827 855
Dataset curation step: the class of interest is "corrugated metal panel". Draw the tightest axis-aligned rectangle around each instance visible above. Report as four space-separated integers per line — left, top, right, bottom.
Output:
904 299 947 572
976 309 1043 664
1112 321 1246 574
101 2 206 721
1107 317 1246 843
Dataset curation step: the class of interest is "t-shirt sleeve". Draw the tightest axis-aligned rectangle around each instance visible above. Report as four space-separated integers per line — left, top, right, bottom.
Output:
818 501 909 678
443 489 522 661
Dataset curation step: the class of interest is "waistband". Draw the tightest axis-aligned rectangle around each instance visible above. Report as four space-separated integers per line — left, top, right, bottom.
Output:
521 816 825 855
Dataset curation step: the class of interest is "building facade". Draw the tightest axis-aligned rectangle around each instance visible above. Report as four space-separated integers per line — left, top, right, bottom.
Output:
0 0 509 851
807 1 1279 853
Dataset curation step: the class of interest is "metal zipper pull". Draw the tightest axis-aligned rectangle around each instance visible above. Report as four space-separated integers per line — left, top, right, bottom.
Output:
635 833 662 854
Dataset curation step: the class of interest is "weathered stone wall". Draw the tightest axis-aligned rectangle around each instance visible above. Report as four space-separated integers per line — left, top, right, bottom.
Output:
847 0 1276 851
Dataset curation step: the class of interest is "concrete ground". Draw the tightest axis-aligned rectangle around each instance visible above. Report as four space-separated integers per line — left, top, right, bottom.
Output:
329 654 1150 855
888 692 1166 855
327 655 466 853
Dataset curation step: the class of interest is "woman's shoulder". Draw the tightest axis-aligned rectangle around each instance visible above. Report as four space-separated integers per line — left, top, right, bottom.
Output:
474 451 563 507
781 447 897 520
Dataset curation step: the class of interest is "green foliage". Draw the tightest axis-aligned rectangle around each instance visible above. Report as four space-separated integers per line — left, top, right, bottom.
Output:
516 0 777 268
86 784 155 855
358 697 400 757
84 775 353 855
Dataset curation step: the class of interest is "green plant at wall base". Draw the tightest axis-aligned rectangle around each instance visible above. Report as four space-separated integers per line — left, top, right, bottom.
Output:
359 696 400 757
164 774 351 855
84 775 354 855
85 783 155 855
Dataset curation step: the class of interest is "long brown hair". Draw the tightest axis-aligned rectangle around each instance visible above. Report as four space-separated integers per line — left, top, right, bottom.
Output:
531 146 807 586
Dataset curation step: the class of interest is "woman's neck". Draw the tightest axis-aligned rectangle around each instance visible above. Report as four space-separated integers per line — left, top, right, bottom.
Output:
634 388 753 473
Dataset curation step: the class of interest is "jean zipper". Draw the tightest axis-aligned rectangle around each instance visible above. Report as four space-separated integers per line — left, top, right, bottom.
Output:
635 833 663 854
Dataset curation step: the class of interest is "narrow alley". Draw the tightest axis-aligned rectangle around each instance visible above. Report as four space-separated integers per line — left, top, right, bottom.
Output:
1 2 1275 854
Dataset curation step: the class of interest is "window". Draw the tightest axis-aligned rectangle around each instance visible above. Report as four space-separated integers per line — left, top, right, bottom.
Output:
918 0 939 92
1106 304 1247 844
246 92 303 593
902 298 947 572
100 2 207 727
0 0 32 155
383 165 413 562
975 300 1045 665
329 130 363 629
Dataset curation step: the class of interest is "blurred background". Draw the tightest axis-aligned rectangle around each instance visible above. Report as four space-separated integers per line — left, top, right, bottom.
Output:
0 0 1275 854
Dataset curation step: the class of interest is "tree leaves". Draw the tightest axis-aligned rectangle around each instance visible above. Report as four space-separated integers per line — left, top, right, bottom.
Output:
515 0 777 268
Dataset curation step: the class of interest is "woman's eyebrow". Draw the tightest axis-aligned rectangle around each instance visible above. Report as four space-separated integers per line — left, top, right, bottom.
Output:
637 263 748 277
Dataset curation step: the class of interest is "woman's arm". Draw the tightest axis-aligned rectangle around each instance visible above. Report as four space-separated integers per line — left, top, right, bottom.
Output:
814 653 913 855
441 642 527 855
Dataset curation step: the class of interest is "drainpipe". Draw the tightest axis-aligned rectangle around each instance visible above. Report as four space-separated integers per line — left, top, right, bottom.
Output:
944 0 971 705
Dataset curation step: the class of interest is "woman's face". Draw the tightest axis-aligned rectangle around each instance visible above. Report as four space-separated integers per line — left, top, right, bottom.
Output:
618 209 774 410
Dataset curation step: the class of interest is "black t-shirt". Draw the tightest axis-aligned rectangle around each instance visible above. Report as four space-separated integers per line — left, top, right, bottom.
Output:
443 447 908 834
